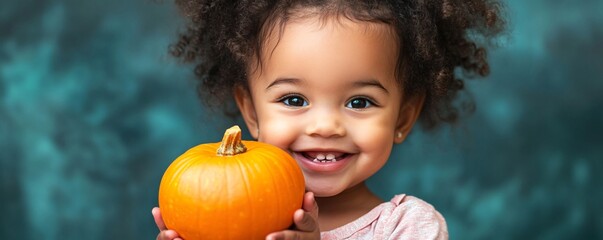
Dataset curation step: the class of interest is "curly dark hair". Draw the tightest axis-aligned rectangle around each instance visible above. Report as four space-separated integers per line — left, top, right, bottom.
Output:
170 0 505 129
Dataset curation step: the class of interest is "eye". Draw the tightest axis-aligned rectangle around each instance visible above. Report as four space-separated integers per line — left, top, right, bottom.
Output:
280 95 308 107
346 97 374 109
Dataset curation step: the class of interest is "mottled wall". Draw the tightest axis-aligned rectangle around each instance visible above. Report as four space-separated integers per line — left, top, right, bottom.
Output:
1 0 601 239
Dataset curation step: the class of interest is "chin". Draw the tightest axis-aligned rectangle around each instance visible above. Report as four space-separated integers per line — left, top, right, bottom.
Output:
306 183 346 198
311 192 338 198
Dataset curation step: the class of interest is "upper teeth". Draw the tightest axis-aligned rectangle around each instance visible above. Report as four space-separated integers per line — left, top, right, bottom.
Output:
313 154 337 162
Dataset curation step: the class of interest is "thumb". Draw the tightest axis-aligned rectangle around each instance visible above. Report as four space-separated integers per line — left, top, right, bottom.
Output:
152 207 167 231
303 192 318 220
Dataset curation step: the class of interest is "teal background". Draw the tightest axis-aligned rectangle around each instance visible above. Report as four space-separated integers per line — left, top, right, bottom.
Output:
1 0 601 239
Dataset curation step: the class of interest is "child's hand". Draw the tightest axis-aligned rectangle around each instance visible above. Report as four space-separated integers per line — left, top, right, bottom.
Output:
152 207 182 240
265 192 320 240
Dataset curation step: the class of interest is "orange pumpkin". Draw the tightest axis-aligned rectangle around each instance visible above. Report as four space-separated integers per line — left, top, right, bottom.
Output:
158 125 305 240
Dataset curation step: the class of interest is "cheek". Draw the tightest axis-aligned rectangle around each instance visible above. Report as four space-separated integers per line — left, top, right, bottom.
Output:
257 118 298 150
354 127 394 158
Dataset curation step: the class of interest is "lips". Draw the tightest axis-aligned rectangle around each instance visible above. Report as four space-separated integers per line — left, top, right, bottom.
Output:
293 151 352 173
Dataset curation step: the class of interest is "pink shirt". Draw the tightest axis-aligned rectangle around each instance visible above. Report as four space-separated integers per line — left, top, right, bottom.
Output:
320 194 448 240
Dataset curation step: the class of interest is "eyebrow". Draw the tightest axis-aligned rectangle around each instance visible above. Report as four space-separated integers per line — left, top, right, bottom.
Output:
353 79 389 94
266 78 302 90
265 77 389 94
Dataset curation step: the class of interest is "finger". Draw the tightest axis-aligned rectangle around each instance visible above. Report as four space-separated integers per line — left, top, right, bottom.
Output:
292 209 318 232
302 192 319 219
157 229 181 240
266 230 315 240
152 207 167 231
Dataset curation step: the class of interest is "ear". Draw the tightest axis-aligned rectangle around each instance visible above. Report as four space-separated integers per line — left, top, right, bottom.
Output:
234 86 260 139
394 92 426 144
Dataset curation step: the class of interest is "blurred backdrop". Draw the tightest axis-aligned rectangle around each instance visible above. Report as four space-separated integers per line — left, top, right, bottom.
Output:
1 0 602 239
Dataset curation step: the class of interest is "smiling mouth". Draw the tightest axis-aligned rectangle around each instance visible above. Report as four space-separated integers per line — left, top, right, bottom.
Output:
300 152 349 163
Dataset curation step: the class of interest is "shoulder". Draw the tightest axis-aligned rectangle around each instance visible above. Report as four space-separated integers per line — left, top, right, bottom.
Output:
377 194 449 239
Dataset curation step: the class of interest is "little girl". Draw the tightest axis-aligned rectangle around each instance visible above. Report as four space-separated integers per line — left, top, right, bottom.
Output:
153 0 505 239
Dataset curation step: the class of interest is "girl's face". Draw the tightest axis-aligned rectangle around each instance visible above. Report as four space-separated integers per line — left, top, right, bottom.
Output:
236 15 423 197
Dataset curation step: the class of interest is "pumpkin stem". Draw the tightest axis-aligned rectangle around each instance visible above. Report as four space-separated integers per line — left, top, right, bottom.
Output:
216 125 247 156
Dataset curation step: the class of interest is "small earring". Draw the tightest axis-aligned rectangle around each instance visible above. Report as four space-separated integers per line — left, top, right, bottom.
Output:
396 132 403 139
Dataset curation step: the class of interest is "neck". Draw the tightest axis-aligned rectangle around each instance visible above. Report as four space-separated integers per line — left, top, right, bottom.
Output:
315 182 383 231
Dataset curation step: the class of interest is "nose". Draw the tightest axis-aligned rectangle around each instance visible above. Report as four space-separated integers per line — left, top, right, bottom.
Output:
304 110 346 138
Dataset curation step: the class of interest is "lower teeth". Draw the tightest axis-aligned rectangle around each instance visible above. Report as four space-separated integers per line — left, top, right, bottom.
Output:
313 159 337 162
